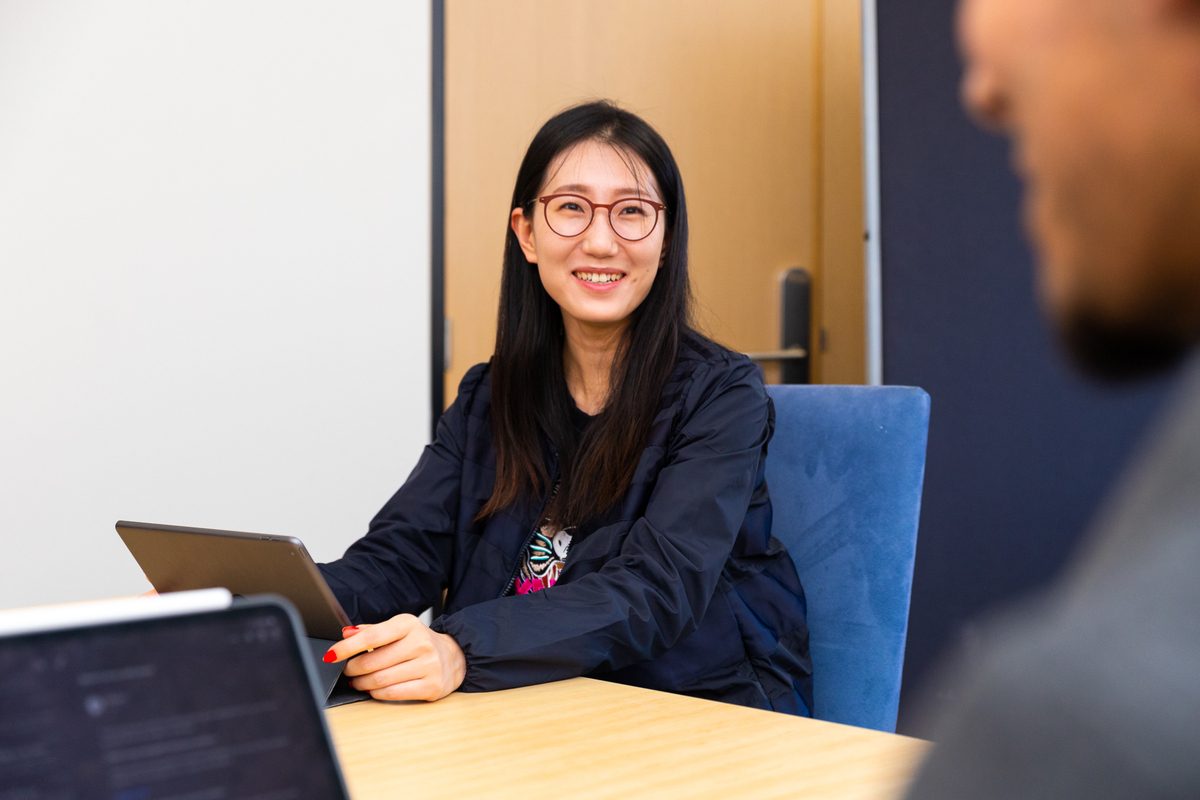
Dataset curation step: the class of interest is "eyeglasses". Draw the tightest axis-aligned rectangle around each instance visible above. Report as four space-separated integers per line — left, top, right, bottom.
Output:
538 193 666 242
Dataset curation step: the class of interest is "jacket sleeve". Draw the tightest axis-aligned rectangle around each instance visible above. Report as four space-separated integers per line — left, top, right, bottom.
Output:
431 358 771 691
318 364 486 623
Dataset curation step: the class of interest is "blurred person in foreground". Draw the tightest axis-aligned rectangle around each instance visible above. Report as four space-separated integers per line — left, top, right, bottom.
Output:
907 0 1200 797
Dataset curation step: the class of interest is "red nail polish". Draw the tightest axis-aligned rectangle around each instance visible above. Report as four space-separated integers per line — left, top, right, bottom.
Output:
341 626 359 637
322 649 338 664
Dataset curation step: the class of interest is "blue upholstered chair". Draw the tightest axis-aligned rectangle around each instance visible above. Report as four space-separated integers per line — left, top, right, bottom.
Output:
765 385 930 732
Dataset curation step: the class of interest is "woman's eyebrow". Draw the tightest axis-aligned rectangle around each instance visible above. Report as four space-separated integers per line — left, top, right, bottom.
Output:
550 182 648 197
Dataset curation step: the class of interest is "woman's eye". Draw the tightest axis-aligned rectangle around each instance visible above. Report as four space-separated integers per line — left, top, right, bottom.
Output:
558 201 585 213
619 204 649 216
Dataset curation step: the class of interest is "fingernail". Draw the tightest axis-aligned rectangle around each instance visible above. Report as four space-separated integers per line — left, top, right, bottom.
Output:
322 648 338 664
341 626 359 637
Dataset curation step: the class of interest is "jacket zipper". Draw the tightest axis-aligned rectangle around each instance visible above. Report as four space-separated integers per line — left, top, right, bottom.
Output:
499 527 540 598
498 453 560 598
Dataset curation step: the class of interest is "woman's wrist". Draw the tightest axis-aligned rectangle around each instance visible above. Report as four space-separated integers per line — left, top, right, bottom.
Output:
433 630 467 695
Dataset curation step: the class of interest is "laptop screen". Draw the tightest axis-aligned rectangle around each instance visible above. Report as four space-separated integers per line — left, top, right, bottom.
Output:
0 599 348 799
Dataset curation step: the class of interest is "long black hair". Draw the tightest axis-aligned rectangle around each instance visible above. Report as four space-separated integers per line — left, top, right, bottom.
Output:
480 100 694 527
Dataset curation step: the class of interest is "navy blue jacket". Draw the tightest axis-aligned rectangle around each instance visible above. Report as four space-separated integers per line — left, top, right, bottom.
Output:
319 334 813 714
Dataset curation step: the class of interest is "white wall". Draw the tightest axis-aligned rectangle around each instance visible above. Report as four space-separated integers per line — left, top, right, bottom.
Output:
0 1 431 608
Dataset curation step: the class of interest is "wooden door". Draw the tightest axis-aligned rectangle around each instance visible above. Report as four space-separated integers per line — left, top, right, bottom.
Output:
443 0 864 401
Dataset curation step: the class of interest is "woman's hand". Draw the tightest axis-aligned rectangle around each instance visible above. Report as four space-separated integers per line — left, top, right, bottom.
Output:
324 614 466 702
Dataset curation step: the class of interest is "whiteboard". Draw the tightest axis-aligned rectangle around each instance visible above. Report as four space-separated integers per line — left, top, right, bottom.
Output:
0 1 432 608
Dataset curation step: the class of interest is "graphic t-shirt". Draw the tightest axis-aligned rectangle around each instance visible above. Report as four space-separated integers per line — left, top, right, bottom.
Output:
513 521 574 595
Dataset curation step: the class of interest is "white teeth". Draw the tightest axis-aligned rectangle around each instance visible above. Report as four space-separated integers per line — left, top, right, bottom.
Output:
576 271 623 284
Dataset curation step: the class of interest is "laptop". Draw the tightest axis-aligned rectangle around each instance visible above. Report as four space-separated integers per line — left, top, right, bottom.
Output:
0 590 350 799
115 520 367 706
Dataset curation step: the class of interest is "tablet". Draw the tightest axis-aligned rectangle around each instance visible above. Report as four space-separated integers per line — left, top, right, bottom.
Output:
115 520 351 640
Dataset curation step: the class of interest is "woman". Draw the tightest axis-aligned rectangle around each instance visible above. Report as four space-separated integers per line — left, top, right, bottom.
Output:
319 101 813 715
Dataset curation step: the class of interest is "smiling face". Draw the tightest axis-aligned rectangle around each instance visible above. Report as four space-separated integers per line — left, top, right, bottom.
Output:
511 139 666 340
958 0 1200 377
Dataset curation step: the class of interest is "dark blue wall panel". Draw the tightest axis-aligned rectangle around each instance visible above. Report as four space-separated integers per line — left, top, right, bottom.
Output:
874 0 1174 730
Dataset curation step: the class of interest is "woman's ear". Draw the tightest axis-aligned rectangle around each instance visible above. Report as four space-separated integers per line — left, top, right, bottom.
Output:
511 207 538 264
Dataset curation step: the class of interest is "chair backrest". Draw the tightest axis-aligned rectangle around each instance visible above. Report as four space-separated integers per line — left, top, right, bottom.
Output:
765 385 930 732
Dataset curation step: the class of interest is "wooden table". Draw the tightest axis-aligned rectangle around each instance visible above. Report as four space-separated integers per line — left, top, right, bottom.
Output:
326 678 930 799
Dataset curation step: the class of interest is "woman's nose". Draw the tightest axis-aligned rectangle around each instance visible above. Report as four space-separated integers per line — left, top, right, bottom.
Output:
580 211 619 256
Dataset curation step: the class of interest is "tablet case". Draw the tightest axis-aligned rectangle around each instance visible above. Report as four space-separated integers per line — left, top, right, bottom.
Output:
117 520 369 707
